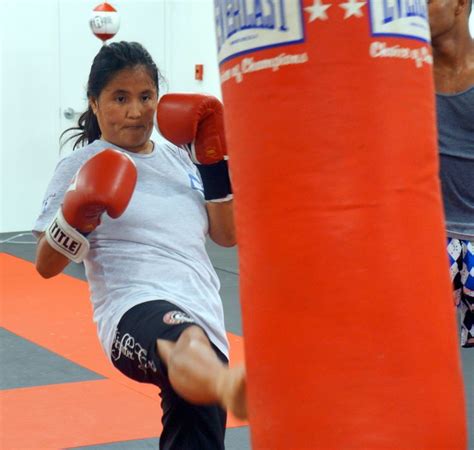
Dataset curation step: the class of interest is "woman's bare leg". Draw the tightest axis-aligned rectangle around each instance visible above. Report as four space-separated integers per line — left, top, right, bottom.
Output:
157 326 247 419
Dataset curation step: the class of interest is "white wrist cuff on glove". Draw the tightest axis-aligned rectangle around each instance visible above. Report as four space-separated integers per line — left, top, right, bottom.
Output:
208 193 234 203
45 209 90 263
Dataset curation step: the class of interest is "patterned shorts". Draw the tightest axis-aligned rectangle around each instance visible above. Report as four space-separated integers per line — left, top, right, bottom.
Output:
447 238 474 348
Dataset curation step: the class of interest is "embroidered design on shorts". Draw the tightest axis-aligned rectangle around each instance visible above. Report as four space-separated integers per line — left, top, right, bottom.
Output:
111 331 157 374
163 310 195 325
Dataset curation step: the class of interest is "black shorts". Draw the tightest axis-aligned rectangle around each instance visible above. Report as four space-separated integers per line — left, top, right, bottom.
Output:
111 300 228 450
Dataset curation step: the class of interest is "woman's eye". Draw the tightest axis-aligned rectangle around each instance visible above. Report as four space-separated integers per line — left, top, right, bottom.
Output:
142 95 151 102
116 96 126 103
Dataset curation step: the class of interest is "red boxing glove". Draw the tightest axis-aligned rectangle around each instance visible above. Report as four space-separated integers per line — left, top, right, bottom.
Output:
156 93 227 164
156 93 232 201
45 148 137 262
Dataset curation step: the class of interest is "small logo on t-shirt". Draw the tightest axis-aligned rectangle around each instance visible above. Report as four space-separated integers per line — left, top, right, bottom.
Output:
41 193 56 213
163 311 196 325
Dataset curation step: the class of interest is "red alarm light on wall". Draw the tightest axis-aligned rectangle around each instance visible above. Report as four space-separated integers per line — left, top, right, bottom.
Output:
195 64 204 81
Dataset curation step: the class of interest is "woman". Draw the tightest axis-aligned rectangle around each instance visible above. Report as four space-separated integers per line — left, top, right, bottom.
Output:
34 41 246 449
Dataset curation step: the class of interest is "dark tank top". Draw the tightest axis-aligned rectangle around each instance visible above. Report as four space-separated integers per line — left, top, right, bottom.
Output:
436 85 474 239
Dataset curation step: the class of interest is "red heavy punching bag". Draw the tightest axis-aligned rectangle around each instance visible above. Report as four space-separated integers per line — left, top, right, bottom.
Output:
215 1 467 448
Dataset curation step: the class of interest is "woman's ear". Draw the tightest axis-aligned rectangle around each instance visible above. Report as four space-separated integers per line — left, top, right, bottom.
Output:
456 0 470 15
89 97 98 115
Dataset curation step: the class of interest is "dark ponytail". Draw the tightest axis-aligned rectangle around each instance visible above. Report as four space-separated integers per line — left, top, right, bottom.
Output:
61 41 163 150
61 107 101 150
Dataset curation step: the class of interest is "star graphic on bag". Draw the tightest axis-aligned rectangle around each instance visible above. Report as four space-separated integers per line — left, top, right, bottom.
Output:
305 0 332 22
339 0 366 19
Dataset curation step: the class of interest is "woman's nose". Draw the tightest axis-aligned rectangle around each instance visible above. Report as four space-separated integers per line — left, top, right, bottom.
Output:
127 100 142 118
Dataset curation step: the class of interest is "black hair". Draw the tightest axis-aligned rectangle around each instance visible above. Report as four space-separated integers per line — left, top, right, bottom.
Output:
61 41 163 150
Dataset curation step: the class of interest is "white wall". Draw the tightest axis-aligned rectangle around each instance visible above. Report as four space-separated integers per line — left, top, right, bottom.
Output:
0 13 3 228
0 0 221 233
1 0 62 234
162 0 222 98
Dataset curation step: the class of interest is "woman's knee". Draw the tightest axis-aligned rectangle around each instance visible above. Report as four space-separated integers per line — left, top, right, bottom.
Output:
177 325 209 348
156 326 209 367
166 326 210 374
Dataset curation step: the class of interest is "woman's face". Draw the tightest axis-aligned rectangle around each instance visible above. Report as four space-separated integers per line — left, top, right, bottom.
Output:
90 66 158 153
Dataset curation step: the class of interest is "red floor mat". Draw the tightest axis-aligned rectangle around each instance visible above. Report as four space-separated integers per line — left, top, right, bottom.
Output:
1 253 246 448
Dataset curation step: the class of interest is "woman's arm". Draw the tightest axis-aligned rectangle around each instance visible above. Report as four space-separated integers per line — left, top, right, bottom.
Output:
206 200 236 247
35 232 71 278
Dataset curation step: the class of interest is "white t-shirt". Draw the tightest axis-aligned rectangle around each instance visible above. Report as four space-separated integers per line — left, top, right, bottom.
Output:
33 139 229 360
